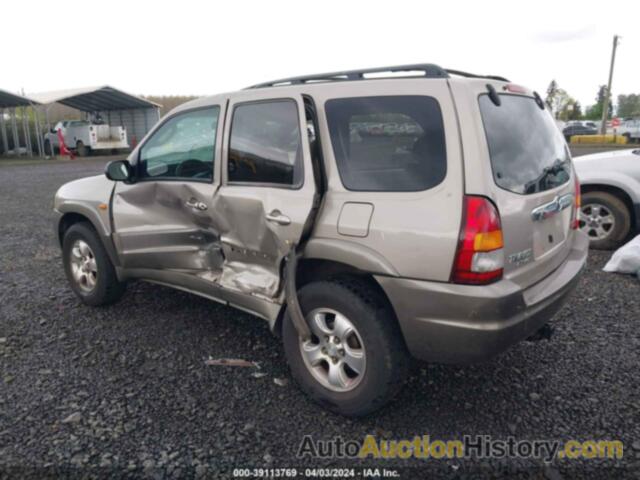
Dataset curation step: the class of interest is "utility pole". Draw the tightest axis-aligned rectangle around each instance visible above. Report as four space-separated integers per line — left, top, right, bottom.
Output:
600 35 620 134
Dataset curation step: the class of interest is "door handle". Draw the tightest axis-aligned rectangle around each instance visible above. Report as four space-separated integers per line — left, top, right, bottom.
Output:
185 198 207 211
265 209 291 226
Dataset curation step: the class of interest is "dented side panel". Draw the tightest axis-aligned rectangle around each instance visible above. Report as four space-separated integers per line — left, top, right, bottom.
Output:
113 181 224 272
213 92 316 299
111 93 316 318
211 185 315 298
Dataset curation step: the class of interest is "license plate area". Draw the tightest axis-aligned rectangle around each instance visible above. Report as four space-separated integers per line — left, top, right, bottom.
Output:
533 209 571 258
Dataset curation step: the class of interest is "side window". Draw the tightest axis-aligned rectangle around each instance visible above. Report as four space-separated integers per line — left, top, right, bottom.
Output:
228 100 302 187
325 96 446 192
139 107 220 181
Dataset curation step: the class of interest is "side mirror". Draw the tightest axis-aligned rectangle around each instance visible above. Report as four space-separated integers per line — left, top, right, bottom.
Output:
105 160 132 182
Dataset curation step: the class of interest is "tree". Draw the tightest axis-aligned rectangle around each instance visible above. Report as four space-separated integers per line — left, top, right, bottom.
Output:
544 80 580 120
557 98 582 121
567 101 583 120
545 80 559 110
552 89 573 120
585 85 614 120
617 94 640 119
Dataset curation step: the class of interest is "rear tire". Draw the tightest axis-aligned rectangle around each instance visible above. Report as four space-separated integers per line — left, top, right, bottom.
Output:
62 222 126 306
579 191 631 250
76 141 89 157
283 278 410 416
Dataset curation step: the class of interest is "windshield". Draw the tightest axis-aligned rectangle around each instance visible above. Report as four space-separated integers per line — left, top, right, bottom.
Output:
479 94 571 195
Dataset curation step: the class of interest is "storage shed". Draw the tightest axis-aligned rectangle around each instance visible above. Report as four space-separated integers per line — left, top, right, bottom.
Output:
0 89 42 157
30 85 162 149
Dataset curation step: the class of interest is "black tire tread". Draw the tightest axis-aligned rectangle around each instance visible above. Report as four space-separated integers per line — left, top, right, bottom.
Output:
284 276 410 416
63 222 126 306
330 276 411 393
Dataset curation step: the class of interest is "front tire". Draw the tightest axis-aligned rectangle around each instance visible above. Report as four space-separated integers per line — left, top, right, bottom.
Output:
283 278 410 416
62 223 126 306
579 191 631 250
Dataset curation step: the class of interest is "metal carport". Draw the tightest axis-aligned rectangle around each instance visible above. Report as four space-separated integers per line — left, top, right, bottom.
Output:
29 85 162 150
0 89 43 157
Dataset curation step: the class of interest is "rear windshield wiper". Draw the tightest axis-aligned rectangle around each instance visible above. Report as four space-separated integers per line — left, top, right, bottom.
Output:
525 159 569 194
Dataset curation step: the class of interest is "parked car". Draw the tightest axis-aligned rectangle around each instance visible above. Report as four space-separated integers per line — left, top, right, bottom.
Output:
44 120 129 157
53 64 588 416
562 124 598 142
573 148 640 249
618 119 640 143
566 120 598 130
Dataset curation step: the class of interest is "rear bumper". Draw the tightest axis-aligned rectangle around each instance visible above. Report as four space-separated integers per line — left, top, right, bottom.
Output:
376 232 589 364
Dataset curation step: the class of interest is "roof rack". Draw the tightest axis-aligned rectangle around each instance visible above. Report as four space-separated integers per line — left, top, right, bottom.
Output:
246 64 510 89
445 69 510 82
247 64 449 89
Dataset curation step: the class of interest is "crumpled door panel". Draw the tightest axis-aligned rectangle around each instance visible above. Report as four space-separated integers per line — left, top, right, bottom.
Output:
114 181 291 300
114 181 224 274
209 194 287 298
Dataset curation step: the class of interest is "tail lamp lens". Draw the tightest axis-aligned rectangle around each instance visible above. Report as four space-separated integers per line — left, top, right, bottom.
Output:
572 173 581 230
452 196 504 285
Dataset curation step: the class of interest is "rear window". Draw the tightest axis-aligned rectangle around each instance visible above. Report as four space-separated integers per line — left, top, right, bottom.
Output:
325 96 446 191
479 94 570 195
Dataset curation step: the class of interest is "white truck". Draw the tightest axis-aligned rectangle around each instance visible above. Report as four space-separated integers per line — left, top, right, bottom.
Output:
44 120 129 156
619 119 640 143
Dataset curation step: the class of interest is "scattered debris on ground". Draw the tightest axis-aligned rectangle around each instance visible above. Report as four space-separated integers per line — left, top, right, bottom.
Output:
204 358 258 368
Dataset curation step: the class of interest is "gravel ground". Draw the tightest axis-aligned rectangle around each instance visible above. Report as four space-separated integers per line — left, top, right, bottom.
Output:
0 158 638 479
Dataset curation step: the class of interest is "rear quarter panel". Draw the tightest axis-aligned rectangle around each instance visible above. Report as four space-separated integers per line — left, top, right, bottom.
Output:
309 79 464 282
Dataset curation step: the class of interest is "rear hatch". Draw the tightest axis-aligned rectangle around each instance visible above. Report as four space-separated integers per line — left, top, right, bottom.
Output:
475 86 577 289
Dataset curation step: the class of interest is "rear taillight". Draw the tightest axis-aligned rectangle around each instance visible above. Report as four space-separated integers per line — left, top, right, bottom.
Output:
572 173 581 229
452 196 504 285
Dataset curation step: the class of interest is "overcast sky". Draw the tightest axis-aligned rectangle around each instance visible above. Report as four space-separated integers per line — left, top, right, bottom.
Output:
3 0 638 107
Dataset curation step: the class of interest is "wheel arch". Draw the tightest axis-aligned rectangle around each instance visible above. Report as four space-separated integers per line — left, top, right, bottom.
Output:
58 212 93 245
57 209 120 267
272 256 399 337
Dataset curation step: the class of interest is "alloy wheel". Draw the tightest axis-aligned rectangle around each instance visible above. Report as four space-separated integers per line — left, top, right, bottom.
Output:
299 308 366 392
70 239 98 292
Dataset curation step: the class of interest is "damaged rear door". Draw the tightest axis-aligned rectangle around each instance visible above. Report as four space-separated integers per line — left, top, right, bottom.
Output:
112 105 226 276
211 94 316 300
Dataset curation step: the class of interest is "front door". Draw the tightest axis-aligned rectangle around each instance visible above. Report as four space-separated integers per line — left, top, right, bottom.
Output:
112 105 225 277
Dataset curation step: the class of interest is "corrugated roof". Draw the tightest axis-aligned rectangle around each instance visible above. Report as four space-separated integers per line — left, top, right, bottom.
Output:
29 85 161 111
0 89 39 108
